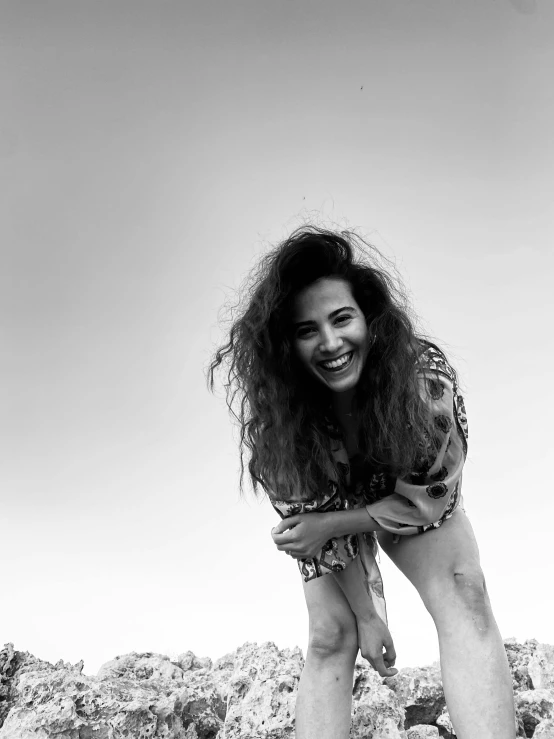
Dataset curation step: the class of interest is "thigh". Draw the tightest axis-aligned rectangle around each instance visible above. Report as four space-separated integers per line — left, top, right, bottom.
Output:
302 573 358 652
376 508 484 610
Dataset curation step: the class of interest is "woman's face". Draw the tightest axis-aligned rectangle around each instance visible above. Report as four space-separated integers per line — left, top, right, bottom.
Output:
290 277 371 395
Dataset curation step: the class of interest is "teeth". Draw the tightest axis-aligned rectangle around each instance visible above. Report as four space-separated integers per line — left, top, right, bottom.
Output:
321 352 352 370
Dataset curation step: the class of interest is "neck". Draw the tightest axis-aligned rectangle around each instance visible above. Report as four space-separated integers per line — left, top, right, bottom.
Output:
331 388 356 417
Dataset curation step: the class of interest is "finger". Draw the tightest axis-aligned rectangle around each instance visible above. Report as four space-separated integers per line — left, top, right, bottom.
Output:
272 517 299 536
383 655 398 672
371 652 398 678
273 529 298 544
275 542 297 551
281 548 303 559
272 531 298 545
384 645 397 667
383 637 397 667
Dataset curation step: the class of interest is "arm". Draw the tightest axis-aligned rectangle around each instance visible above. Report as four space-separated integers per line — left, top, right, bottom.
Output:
271 509 397 677
270 493 373 583
326 507 385 537
365 346 469 535
330 548 380 619
271 507 383 559
331 552 397 677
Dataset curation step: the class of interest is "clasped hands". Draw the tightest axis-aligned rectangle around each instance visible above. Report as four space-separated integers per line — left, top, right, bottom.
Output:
271 512 332 560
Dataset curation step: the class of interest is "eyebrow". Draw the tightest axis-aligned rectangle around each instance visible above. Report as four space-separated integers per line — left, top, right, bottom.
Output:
292 306 357 329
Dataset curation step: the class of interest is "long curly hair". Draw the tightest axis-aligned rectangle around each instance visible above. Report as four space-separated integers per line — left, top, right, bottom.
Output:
207 225 456 502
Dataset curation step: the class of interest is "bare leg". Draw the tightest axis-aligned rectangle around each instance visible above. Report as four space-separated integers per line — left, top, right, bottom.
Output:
296 575 358 739
378 508 516 739
435 584 515 738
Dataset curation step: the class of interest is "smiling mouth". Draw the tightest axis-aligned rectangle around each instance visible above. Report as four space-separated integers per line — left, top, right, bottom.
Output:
319 351 354 373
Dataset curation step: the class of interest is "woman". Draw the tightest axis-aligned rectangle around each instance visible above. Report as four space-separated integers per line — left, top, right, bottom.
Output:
208 225 516 739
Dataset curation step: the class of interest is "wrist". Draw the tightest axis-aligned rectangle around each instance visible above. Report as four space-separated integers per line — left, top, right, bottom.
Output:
326 508 382 538
355 610 379 624
322 512 338 540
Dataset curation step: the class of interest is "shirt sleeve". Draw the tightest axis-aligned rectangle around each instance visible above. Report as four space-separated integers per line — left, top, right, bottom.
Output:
270 487 388 623
365 346 469 536
270 484 364 582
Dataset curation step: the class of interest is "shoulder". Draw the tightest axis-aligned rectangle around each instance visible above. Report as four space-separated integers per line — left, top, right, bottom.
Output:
415 340 457 386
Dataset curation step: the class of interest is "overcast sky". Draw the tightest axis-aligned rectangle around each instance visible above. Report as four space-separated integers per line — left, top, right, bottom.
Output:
1 0 553 676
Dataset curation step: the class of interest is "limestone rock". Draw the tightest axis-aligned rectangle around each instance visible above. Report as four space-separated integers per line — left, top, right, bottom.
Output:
97 651 187 682
504 638 539 691
222 641 303 739
351 657 406 738
516 714 528 738
514 689 554 738
534 718 554 738
383 662 445 728
0 646 224 739
211 649 240 704
173 651 212 673
406 725 440 738
0 642 59 727
435 706 455 737
529 645 554 691
1 638 554 738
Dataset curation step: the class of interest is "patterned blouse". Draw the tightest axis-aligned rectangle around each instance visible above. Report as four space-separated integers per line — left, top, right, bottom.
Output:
271 343 469 626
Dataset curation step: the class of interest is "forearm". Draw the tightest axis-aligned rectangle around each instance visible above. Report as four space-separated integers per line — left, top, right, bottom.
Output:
324 507 384 538
326 509 385 622
331 553 379 623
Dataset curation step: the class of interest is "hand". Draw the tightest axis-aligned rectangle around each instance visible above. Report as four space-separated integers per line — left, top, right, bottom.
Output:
356 616 398 678
271 513 332 559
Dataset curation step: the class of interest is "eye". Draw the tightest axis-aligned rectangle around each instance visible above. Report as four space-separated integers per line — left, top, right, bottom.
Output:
296 326 315 338
335 314 352 324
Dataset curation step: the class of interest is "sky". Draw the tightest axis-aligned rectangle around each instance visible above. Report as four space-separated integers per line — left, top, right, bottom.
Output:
1 0 553 676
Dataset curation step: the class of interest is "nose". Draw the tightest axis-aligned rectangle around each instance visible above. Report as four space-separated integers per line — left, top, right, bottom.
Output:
319 326 343 354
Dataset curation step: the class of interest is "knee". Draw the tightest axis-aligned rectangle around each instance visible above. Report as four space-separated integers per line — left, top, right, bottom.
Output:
308 616 358 662
426 567 493 630
454 569 491 616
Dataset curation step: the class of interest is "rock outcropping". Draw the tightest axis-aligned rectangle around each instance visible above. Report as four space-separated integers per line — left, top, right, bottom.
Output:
1 639 553 738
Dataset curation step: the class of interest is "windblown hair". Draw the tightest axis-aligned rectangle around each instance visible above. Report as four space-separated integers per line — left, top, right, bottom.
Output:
207 225 456 502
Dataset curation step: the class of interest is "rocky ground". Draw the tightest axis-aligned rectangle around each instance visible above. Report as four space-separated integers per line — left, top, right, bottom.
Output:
0 638 553 738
